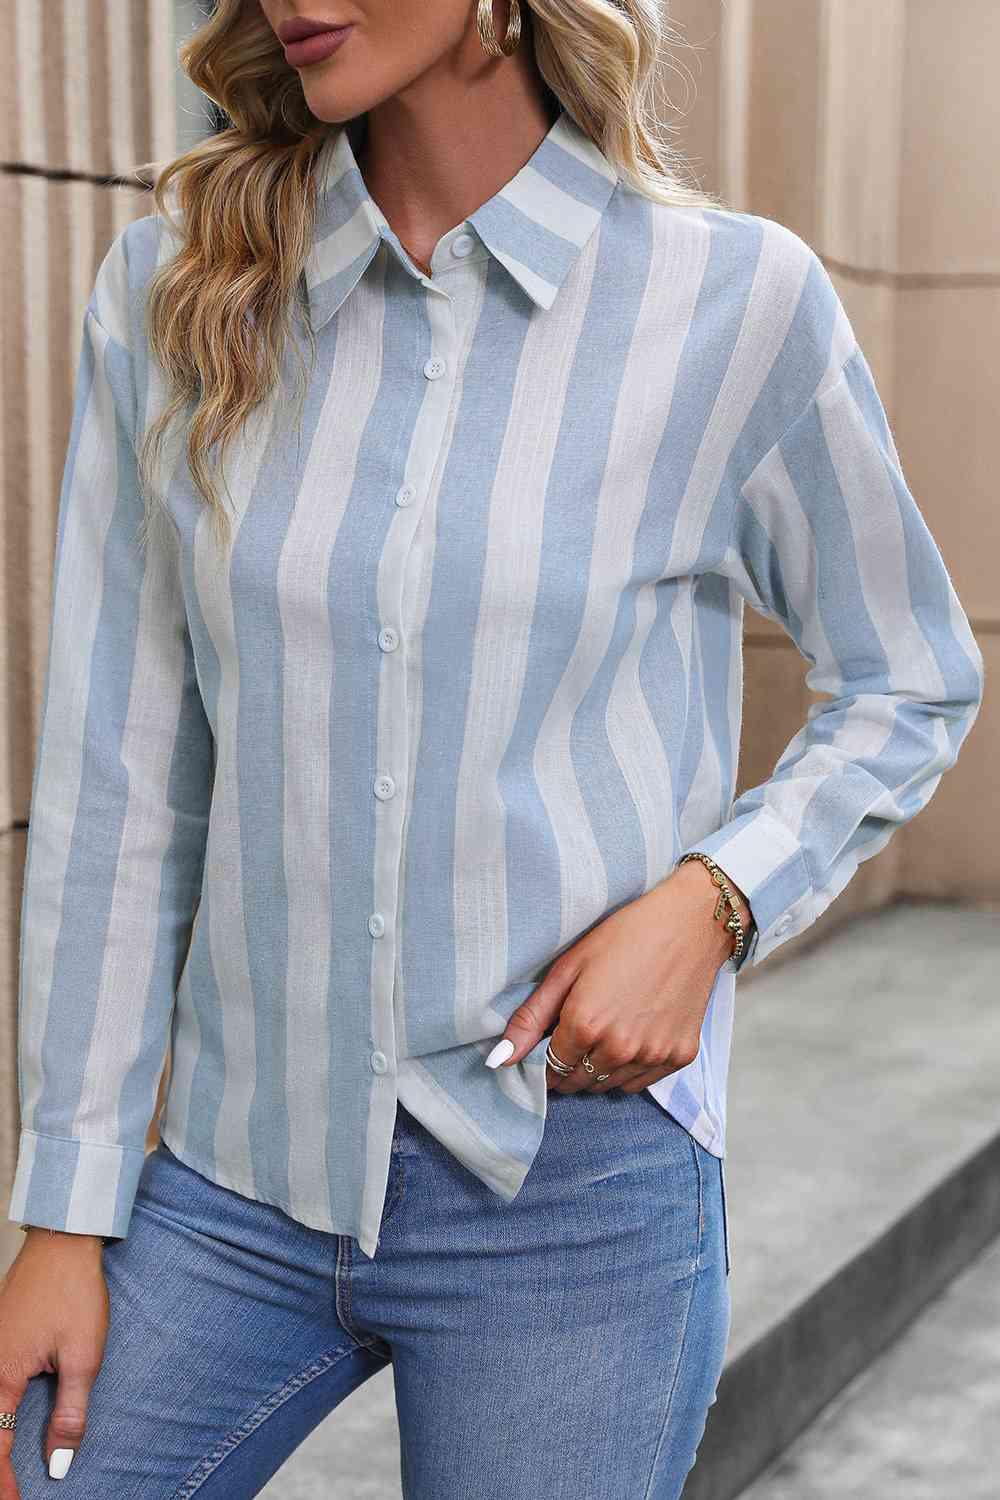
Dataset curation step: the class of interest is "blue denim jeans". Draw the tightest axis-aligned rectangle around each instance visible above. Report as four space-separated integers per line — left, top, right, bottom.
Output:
11 1089 731 1498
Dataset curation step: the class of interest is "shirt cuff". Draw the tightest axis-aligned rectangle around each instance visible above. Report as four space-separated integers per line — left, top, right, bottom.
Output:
678 805 813 968
6 1129 147 1241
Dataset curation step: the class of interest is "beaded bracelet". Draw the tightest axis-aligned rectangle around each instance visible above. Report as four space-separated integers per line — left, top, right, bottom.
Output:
677 851 751 965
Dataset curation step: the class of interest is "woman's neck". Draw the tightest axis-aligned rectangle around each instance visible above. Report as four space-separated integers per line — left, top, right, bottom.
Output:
351 71 558 277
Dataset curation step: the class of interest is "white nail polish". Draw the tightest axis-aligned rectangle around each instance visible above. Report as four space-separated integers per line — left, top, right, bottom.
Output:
485 1038 515 1068
49 1448 75 1479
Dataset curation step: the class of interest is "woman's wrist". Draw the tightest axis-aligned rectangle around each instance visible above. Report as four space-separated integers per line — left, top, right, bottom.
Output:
670 858 753 962
20 1224 108 1250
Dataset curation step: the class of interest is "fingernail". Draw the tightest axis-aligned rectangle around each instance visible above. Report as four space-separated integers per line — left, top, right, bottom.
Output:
49 1449 75 1479
485 1038 515 1068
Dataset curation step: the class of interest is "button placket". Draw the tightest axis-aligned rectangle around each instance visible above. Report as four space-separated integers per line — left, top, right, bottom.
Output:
366 285 459 1133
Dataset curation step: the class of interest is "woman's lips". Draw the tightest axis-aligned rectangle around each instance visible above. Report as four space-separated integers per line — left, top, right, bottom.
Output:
283 25 353 67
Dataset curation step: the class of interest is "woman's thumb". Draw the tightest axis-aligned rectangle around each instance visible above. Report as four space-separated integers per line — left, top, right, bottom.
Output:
484 965 575 1068
46 1364 95 1479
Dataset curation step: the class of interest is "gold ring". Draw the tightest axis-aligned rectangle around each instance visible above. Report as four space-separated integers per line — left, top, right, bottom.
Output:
545 1042 574 1076
581 1051 611 1083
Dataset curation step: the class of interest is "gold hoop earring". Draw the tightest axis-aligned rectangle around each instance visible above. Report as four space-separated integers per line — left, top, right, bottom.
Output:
477 0 522 58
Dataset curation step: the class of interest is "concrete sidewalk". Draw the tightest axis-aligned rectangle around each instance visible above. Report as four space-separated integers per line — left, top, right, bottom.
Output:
736 1231 1000 1500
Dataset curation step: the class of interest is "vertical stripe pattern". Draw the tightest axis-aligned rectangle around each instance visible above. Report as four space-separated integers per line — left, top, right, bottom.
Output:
8 107 984 1255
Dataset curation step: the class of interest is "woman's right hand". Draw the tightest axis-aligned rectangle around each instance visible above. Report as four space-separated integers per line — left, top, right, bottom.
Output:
0 1230 110 1492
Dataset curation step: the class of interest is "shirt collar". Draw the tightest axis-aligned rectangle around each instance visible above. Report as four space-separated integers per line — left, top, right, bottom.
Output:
302 106 621 332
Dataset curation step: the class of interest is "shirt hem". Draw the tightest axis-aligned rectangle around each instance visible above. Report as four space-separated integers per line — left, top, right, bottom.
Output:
157 1125 363 1241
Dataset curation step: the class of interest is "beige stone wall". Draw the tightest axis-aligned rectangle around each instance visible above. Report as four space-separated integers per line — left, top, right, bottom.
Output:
668 0 996 971
1 4 994 1237
0 1 178 1255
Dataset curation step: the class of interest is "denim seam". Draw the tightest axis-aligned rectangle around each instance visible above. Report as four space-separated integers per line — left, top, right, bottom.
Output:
718 1156 732 1276
640 1262 699 1500
334 1231 388 1354
626 1097 704 1278
382 1151 405 1223
135 1196 388 1359
693 1131 705 1272
631 1103 703 1500
168 1343 362 1500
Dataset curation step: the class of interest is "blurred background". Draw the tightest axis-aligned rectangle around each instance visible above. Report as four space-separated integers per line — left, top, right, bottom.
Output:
1 3 997 1496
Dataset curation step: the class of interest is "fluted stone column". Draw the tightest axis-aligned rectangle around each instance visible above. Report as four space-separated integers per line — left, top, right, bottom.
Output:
0 0 181 1260
667 0 995 966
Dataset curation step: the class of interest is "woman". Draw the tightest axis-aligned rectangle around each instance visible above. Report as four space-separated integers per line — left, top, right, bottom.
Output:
2 1 984 1496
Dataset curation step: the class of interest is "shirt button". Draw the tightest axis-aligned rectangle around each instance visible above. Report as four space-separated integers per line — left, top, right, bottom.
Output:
423 356 446 380
395 483 415 507
368 912 385 938
373 773 396 801
370 1050 389 1074
774 914 792 936
377 626 399 652
451 232 475 258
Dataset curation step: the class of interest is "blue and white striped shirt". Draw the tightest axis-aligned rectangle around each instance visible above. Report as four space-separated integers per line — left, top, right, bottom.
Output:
9 106 984 1257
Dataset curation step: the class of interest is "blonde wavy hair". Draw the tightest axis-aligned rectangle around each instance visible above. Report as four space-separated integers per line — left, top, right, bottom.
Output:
138 0 725 552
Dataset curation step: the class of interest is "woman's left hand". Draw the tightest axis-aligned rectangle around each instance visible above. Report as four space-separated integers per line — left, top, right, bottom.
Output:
486 861 750 1093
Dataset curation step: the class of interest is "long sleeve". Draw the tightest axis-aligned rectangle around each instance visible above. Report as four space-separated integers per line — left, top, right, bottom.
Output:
7 249 214 1239
680 334 985 971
